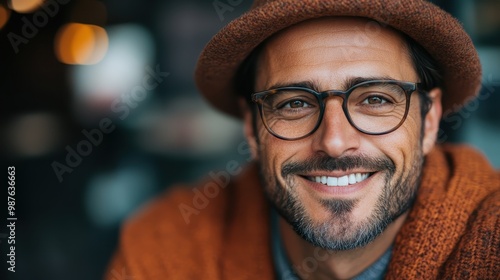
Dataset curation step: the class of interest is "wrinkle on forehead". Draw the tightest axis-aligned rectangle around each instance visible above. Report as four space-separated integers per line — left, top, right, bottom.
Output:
256 17 417 91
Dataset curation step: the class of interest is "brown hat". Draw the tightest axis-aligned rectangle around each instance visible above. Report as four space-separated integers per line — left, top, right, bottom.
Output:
195 0 482 118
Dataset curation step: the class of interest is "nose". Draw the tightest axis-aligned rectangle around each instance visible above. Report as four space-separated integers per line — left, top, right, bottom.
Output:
312 98 361 158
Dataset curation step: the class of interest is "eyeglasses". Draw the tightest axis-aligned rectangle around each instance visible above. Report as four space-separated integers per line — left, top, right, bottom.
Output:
251 80 422 140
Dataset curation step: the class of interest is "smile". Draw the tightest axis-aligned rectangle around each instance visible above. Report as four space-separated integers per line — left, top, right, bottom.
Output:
308 173 372 187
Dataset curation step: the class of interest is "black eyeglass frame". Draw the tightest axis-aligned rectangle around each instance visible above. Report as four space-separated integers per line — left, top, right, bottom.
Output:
251 80 423 140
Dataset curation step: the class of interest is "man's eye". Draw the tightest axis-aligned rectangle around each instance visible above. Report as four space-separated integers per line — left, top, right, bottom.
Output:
362 96 389 105
284 100 310 108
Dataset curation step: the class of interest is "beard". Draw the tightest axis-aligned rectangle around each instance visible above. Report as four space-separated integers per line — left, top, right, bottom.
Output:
260 151 424 251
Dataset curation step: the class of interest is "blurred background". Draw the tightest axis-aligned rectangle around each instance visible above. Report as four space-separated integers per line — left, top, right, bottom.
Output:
0 0 498 279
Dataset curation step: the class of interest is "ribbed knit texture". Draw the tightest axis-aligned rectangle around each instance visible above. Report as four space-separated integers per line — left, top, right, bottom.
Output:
105 145 499 279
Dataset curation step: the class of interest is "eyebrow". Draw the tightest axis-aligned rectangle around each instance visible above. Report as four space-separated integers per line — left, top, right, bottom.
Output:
267 75 397 92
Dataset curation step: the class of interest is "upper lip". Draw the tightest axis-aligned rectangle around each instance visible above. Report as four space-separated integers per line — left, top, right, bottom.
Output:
298 170 376 177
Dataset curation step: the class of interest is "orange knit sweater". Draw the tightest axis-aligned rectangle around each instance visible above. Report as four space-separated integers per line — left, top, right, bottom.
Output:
105 145 500 279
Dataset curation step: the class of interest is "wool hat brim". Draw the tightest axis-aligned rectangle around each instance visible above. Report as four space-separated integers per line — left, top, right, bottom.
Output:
195 0 482 118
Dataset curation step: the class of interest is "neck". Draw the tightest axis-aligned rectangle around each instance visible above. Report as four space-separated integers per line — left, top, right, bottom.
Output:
280 212 408 280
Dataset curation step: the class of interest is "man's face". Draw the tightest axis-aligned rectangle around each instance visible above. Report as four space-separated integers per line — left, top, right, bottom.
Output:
244 17 441 250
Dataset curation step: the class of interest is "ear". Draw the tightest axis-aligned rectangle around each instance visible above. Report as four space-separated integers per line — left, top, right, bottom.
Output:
422 88 442 155
239 98 259 160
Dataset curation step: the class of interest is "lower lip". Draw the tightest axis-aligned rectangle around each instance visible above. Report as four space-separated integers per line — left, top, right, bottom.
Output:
301 174 376 196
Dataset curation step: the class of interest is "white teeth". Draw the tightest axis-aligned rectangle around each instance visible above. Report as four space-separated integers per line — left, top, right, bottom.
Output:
338 176 349 186
356 173 362 182
348 174 356 184
311 172 371 187
327 176 337 186
321 176 327 184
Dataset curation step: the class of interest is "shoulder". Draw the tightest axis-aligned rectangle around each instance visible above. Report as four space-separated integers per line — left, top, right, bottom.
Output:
464 189 500 244
388 145 499 278
122 160 263 237
440 189 500 279
107 162 265 279
120 178 235 252
127 180 232 230
105 179 234 279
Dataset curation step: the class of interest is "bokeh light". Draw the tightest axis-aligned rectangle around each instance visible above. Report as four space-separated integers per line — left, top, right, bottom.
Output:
55 23 109 65
0 4 10 29
5 113 61 157
8 0 44 13
71 24 155 122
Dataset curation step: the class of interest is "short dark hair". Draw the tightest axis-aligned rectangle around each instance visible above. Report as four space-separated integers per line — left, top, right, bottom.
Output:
235 28 442 121
404 34 442 118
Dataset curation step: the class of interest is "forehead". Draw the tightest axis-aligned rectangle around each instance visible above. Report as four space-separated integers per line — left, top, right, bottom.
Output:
256 17 417 91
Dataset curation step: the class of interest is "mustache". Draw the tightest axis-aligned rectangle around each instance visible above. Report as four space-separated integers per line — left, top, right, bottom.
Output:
281 154 395 177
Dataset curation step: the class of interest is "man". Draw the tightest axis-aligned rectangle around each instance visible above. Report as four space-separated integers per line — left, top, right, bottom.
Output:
106 0 499 279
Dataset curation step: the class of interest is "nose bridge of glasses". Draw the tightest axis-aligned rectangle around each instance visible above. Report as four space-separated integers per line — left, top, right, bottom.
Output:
319 90 351 123
320 90 348 105
314 90 360 152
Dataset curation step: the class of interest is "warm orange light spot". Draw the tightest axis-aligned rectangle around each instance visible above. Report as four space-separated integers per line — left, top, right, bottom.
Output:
0 5 10 29
8 0 44 13
55 23 108 65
